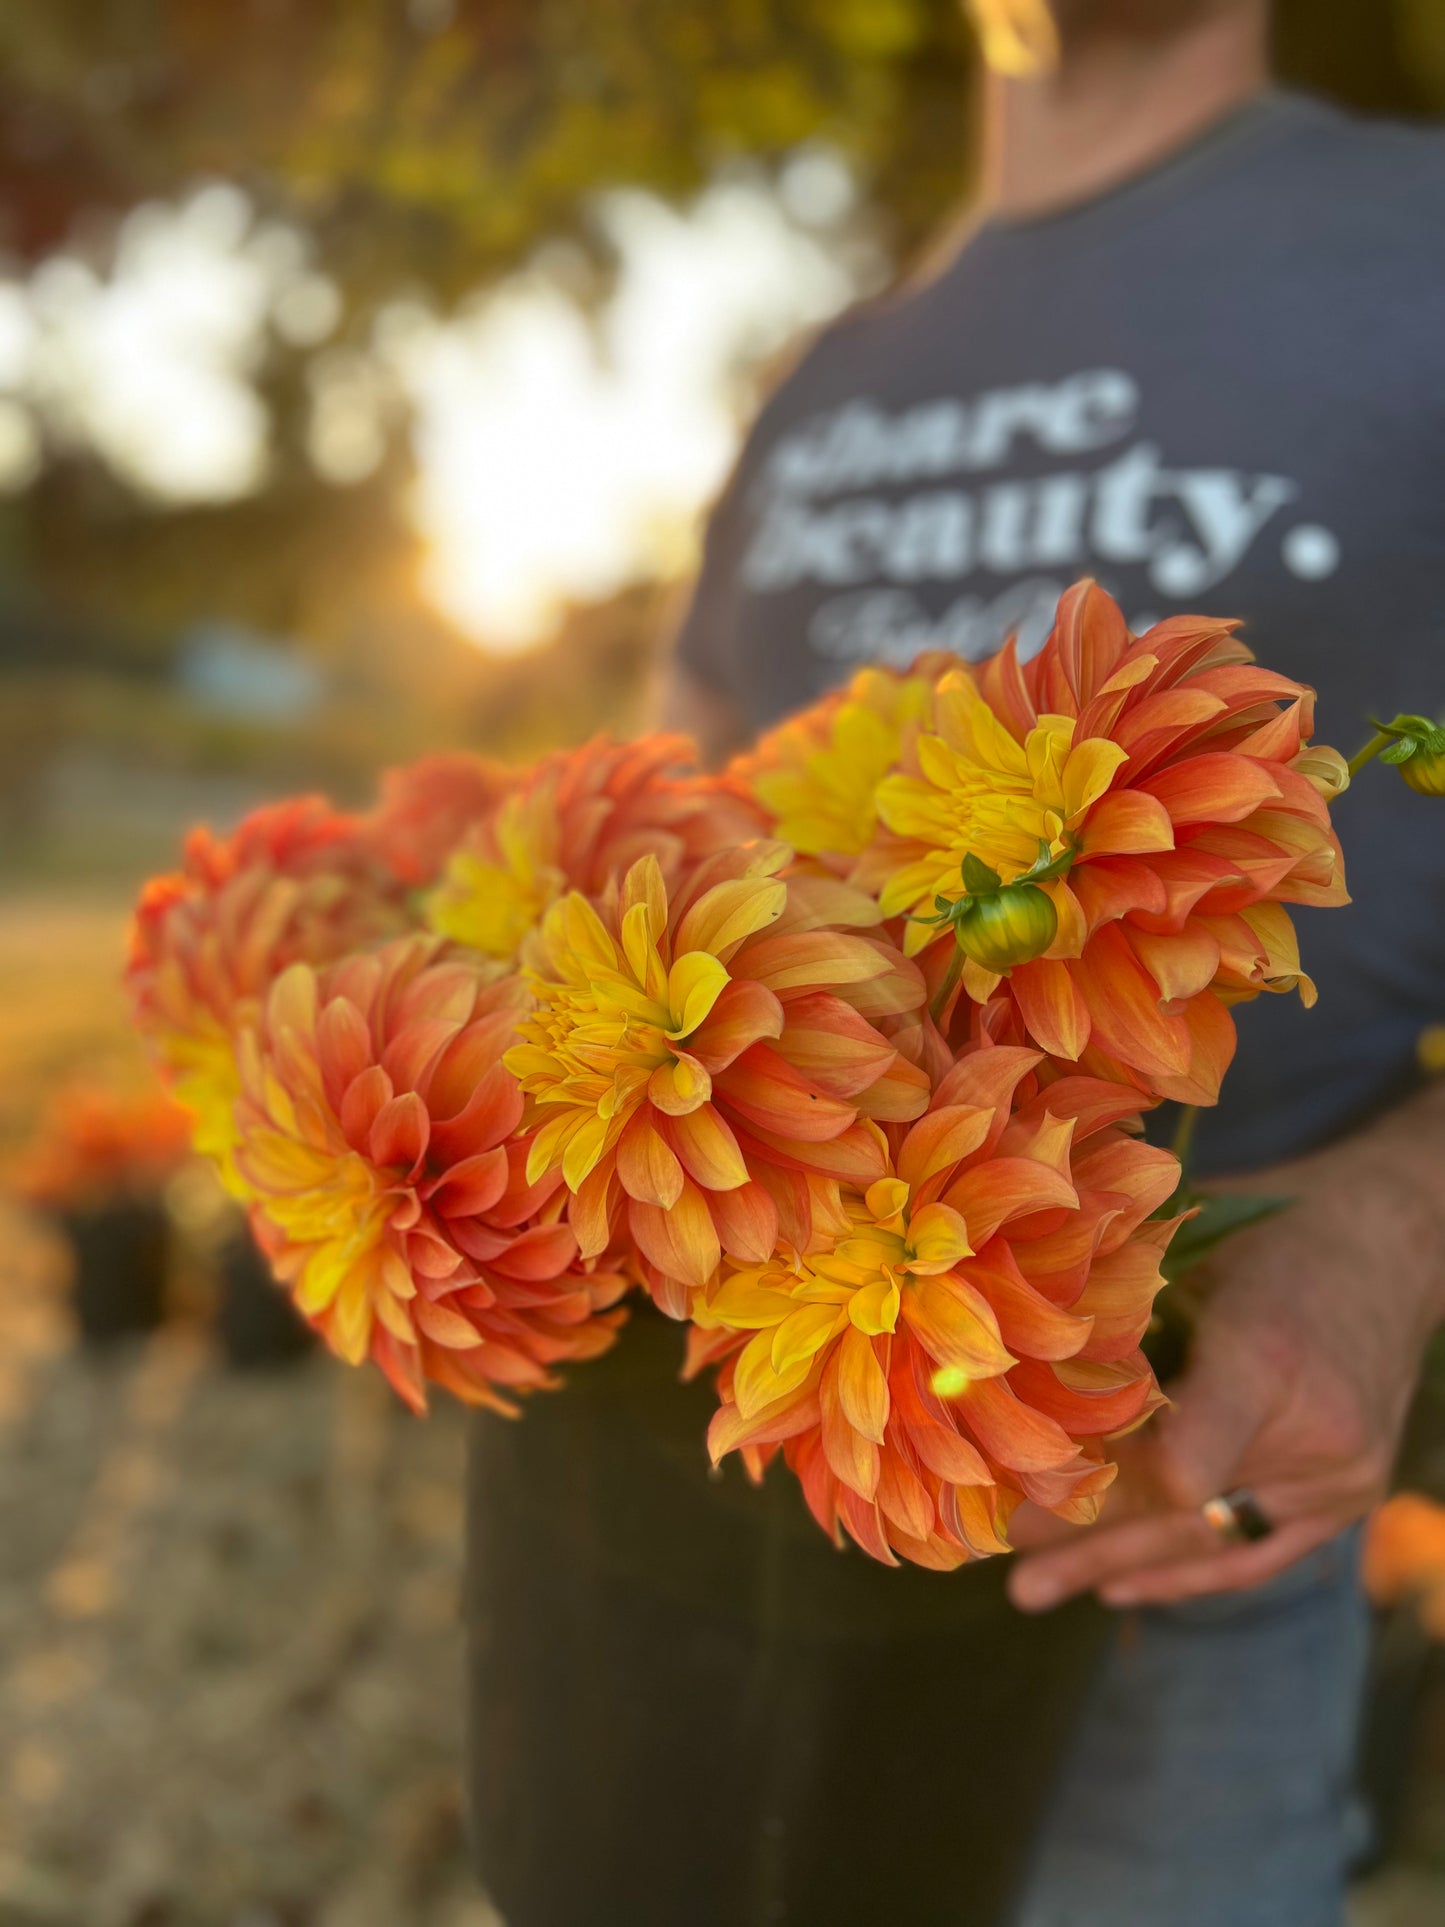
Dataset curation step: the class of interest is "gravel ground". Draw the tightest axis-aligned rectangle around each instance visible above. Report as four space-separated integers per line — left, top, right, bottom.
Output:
2 1197 1443 1927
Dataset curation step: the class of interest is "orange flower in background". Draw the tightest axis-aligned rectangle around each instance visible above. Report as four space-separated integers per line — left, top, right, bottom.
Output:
693 1040 1181 1568
128 799 407 1191
425 734 765 967
1365 1493 1445 1639
369 750 515 888
17 1083 195 1211
853 582 1348 1104
506 842 930 1314
234 936 629 1414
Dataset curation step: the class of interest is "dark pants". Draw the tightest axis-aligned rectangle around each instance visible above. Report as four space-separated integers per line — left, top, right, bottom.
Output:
464 1306 1108 1927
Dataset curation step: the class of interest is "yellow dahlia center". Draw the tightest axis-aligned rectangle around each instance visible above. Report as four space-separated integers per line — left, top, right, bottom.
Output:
695 1174 977 1417
874 673 1129 945
507 885 730 1190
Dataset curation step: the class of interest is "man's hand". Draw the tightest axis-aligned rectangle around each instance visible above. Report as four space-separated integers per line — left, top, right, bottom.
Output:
1007 1087 1445 1613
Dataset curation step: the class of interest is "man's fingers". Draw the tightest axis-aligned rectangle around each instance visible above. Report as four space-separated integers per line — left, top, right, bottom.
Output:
1096 1514 1345 1608
1146 1322 1284 1511
1008 1506 1224 1612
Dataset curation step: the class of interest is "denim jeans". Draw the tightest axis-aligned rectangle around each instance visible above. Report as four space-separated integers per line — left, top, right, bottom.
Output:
1009 1527 1370 1927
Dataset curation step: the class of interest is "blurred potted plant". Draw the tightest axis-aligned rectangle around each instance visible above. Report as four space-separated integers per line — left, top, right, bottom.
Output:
15 1082 193 1347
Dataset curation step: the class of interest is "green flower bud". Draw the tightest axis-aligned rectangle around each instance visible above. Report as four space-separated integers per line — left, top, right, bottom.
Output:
1400 747 1445 796
953 880 1058 975
1375 714 1445 796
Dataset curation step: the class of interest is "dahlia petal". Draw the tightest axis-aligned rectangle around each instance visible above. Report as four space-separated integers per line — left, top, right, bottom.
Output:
486 1223 579 1282
424 1146 510 1218
340 1064 394 1152
876 1450 935 1542
837 1487 898 1565
673 877 788 960
837 1326 890 1443
847 1277 901 1336
628 1179 721 1292
942 1157 1077 1245
709 1181 780 1264
1061 737 1129 821
820 1350 880 1500
1073 1238 1168 1360
316 996 374 1113
412 1297 486 1350
734 1326 812 1418
1140 752 1281 826
964 1252 1092 1361
902 1275 1014 1377
666 950 731 1038
707 1384 820 1462
1075 791 1175 857
1071 924 1192 1076
430 1061 525 1162
369 1091 430 1174
906 1202 974 1273
616 1113 685 1208
661 1104 750 1191
647 1053 713 1116
1125 924 1222 1006
768 991 897 1099
686 979 784 1072
958 1374 1079 1472
896 1104 993 1192
1008 1355 1159 1436
715 1044 859 1143
567 1161 615 1258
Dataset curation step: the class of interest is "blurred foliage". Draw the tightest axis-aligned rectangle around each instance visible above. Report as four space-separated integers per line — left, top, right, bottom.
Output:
2 1 1443 312
0 0 977 301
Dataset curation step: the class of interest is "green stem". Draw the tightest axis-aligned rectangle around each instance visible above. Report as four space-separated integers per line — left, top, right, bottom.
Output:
929 943 966 1027
1170 1103 1199 1180
1347 729 1393 778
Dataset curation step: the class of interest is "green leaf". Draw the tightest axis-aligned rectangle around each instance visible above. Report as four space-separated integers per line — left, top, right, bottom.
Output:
1159 1191 1294 1283
1380 739 1418 765
961 852 1002 896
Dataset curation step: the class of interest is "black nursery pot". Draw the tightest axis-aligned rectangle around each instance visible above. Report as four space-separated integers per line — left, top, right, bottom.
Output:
216 1228 314 1371
465 1305 1110 1927
61 1197 169 1347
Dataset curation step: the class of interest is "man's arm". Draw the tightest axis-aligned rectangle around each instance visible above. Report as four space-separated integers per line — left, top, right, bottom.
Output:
657 661 750 771
1009 1078 1445 1610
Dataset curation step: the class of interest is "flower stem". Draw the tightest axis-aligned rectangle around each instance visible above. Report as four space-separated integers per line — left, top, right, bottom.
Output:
930 943 966 1027
1171 1102 1199 1180
1347 729 1393 777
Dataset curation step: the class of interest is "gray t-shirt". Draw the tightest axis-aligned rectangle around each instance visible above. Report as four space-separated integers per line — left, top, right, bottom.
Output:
676 90 1445 1173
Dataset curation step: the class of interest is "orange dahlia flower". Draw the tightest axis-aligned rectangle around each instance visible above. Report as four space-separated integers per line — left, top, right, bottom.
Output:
234 937 629 1413
692 1040 1181 1569
425 734 764 967
849 581 1348 1104
128 799 406 1190
369 750 515 887
505 842 931 1314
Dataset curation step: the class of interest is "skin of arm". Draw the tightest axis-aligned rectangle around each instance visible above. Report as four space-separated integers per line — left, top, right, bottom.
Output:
1007 1079 1445 1610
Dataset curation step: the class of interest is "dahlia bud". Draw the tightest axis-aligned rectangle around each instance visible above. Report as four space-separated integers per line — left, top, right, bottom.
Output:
953 878 1059 974
923 846 1067 980
1373 714 1445 796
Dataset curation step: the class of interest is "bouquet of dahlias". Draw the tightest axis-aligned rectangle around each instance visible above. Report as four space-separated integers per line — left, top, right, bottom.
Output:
130 579 1368 1569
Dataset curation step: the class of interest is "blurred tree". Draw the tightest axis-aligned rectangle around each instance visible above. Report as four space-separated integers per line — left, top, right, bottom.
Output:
3 1 1442 313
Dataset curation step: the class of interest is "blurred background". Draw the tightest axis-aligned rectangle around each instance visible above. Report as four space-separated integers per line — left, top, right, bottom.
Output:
3 4 1445 1922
